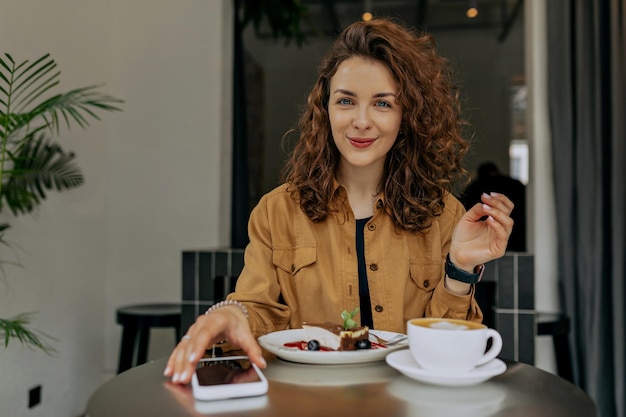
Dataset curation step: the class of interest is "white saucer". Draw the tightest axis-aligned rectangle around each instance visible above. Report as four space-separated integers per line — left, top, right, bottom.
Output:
385 350 507 387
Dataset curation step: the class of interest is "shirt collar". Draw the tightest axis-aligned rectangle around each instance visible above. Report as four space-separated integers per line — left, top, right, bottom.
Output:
330 178 386 223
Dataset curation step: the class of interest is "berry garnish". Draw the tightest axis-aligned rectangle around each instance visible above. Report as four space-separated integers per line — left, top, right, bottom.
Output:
356 339 371 349
307 340 321 351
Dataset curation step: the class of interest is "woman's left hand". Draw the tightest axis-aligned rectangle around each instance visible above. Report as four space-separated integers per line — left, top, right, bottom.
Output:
449 192 515 272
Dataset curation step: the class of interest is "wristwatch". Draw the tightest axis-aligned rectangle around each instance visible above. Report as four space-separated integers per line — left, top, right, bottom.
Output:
445 254 485 284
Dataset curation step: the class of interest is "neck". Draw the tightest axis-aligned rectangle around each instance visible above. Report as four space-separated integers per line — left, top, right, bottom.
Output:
337 162 383 219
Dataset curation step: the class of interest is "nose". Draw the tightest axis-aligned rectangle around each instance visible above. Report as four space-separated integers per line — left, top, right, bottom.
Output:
352 106 372 130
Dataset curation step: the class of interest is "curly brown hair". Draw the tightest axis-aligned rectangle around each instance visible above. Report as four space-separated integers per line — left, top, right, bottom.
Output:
282 18 470 232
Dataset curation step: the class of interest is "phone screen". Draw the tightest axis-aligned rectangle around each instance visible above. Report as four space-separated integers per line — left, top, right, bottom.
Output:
196 358 263 386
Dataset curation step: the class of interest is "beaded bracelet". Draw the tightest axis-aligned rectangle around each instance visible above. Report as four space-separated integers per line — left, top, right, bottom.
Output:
205 300 249 318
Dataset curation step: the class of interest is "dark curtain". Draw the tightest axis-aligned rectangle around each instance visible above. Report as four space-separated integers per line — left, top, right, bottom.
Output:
547 1 626 417
231 0 250 249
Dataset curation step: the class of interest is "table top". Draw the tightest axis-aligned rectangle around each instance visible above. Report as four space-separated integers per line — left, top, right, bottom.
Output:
86 354 598 417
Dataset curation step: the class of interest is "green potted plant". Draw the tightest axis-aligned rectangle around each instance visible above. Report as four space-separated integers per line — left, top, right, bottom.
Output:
0 53 122 352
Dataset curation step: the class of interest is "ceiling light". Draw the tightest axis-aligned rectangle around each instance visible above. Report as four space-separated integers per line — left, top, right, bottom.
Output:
362 0 373 21
466 0 478 18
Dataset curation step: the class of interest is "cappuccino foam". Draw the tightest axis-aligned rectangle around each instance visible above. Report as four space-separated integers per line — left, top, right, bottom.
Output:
429 321 469 330
409 318 484 330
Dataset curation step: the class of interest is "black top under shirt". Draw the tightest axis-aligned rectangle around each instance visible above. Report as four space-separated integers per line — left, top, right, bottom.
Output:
356 217 374 329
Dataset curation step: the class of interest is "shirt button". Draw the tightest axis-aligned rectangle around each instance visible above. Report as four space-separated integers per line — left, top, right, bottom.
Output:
369 264 379 271
375 305 384 312
423 280 430 288
367 223 376 231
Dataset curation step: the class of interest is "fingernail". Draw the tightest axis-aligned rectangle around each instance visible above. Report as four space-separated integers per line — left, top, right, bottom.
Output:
260 357 267 368
189 352 197 362
490 192 500 197
180 371 188 381
172 373 180 382
483 204 491 210
163 366 171 376
482 193 491 199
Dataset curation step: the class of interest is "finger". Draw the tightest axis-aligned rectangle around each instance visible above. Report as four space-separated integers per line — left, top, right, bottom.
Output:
168 307 255 385
486 216 513 254
228 332 266 369
167 317 224 384
481 192 514 214
485 210 514 247
164 348 177 377
463 202 491 222
164 332 195 377
168 337 195 384
482 203 514 233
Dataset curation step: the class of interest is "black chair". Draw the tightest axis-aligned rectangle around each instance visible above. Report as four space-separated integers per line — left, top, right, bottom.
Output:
116 303 182 374
475 280 497 329
537 312 574 383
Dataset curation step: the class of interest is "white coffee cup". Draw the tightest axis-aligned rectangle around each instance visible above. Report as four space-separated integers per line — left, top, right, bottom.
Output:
407 317 503 374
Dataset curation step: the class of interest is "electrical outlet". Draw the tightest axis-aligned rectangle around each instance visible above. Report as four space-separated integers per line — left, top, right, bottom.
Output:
28 385 41 408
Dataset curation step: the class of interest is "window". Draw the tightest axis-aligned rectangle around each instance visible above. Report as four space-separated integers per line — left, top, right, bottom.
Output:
509 81 528 184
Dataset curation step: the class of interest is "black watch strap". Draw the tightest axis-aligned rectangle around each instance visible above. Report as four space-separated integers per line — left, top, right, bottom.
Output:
445 254 484 284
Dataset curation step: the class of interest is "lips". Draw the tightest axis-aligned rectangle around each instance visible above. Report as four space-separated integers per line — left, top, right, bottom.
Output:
348 137 376 148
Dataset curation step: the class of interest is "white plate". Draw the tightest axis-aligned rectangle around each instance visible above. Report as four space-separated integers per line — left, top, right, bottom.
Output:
385 350 507 387
258 329 408 365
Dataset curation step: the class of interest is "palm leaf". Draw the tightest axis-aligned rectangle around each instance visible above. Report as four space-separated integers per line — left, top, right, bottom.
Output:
0 52 123 144
0 312 56 354
0 222 22 272
10 54 60 113
0 53 121 354
2 134 83 215
27 85 123 136
0 53 60 140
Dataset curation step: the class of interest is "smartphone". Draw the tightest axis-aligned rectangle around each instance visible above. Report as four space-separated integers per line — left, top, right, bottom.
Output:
194 396 268 414
191 356 268 401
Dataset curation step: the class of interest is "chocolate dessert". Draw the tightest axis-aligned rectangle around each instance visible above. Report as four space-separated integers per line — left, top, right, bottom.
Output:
302 322 370 351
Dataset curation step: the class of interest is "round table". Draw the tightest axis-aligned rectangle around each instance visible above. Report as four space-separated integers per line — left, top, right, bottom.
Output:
86 355 597 417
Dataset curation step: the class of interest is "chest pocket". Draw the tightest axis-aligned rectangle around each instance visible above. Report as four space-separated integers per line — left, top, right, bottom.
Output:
273 244 317 276
409 260 444 291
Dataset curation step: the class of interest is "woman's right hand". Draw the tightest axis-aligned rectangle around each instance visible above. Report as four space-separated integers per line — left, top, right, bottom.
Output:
163 305 266 385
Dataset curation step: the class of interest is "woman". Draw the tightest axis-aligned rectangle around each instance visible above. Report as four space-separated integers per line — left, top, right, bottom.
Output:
165 18 513 384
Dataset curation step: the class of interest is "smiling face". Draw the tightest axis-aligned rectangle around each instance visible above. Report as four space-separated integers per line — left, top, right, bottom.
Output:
328 56 402 178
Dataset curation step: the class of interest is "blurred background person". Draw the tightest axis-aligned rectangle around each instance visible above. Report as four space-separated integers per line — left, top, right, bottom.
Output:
461 162 526 252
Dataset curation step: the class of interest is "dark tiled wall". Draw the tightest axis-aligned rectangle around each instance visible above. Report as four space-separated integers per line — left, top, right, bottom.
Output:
180 249 536 365
481 253 535 365
181 248 244 333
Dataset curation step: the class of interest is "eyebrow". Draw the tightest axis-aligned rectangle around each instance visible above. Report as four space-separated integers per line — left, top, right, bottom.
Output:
332 88 397 99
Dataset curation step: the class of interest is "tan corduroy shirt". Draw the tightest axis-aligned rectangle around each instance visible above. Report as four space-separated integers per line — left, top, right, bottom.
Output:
227 183 483 338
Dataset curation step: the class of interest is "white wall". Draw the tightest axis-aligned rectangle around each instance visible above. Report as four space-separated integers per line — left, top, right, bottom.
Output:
0 1 232 416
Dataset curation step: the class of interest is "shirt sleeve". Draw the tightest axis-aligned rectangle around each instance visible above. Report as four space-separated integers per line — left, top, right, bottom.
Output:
424 195 484 323
226 193 291 338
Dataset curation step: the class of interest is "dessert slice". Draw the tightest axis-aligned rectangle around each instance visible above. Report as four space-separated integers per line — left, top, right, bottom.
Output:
302 322 369 351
